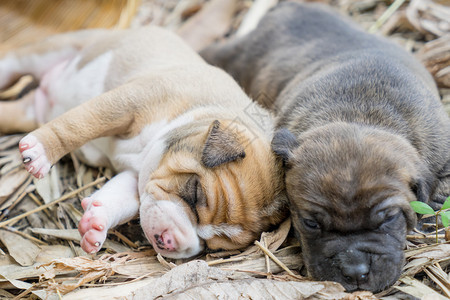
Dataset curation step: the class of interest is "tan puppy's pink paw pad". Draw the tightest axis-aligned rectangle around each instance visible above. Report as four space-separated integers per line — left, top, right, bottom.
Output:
19 134 51 178
81 197 92 211
78 198 108 254
81 229 107 254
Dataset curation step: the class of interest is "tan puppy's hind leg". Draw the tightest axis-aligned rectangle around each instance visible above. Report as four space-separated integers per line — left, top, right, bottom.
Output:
0 91 38 134
0 29 108 89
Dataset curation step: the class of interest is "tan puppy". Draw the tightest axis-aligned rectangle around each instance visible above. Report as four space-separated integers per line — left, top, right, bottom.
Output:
202 2 450 292
0 26 288 258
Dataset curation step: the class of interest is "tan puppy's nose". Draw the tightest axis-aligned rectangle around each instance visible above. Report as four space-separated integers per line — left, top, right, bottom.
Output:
154 231 177 252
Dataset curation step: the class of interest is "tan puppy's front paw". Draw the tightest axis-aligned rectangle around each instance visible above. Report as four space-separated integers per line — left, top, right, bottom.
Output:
19 134 51 178
78 197 108 254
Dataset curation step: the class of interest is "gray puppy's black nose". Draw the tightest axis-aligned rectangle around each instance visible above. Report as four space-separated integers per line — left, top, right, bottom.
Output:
341 263 369 284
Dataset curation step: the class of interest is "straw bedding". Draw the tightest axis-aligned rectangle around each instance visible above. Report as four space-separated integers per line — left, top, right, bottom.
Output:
0 0 449 298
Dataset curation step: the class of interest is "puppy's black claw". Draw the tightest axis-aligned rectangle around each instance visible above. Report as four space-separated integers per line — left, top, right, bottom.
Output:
23 157 31 164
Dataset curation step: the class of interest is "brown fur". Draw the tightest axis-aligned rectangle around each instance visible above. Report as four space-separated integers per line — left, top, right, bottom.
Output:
147 120 286 250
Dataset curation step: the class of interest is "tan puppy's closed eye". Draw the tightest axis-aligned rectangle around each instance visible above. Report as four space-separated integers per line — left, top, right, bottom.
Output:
202 2 450 292
0 26 289 258
179 174 206 220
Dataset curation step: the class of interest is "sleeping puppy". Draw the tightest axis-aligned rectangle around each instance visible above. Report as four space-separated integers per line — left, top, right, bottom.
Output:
0 26 288 258
201 2 450 292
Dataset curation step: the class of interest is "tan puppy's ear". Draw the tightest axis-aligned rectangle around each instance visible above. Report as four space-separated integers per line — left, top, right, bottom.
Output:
271 128 299 166
202 120 246 168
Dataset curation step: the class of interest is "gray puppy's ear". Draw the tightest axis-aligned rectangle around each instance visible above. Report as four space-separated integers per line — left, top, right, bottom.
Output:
410 177 431 204
411 168 449 212
201 120 246 168
271 128 299 166
431 159 450 206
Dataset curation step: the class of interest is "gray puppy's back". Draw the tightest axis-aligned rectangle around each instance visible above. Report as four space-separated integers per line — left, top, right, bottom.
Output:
202 2 450 204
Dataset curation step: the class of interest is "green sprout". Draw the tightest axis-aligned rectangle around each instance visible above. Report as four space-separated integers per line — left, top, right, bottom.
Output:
410 196 450 244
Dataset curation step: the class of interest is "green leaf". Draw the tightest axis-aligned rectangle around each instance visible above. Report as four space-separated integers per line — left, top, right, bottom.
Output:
441 211 450 228
410 201 435 215
442 196 450 210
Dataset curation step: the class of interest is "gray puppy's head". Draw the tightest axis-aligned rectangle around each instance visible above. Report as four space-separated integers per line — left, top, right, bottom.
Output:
272 123 425 292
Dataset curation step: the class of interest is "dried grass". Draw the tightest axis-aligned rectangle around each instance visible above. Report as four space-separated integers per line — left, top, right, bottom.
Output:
0 0 449 298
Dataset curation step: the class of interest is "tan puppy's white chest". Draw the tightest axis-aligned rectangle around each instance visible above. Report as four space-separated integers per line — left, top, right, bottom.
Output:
40 51 113 122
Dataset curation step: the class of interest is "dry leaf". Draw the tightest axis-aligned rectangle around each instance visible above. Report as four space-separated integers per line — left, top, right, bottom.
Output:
40 251 150 277
417 35 450 88
406 0 450 37
62 277 156 300
35 245 77 263
30 228 130 253
34 166 61 204
260 218 291 252
157 253 177 270
47 270 106 295
0 149 23 175
103 240 131 253
0 176 34 211
397 276 448 300
59 260 359 299
0 245 76 281
0 276 32 290
79 166 95 198
39 256 111 273
0 135 22 151
403 257 429 275
407 243 450 261
37 252 164 294
132 261 350 299
424 265 450 297
31 228 81 241
21 199 57 230
0 289 14 298
111 257 166 277
59 203 83 224
40 265 56 280
403 244 450 276
0 229 40 266
0 168 30 204
217 245 303 274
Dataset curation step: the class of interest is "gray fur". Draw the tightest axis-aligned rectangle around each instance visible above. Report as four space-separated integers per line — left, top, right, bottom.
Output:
202 2 450 292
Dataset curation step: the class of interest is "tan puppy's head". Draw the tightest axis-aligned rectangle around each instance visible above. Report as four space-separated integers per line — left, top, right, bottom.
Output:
139 119 288 258
272 122 426 292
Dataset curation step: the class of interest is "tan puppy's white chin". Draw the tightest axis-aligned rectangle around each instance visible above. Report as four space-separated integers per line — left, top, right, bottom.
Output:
139 199 204 259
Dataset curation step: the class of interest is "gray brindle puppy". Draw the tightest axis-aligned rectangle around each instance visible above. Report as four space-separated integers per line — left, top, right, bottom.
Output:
201 2 450 292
